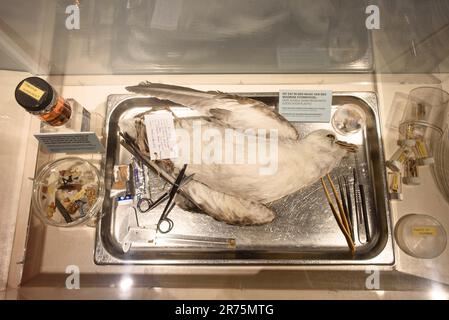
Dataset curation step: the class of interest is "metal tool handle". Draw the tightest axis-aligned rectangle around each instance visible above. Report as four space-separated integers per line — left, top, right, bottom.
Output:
342 176 355 241
359 184 371 242
136 197 154 213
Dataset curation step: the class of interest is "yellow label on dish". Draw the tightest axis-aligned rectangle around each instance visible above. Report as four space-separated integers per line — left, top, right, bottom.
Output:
19 81 45 101
412 226 437 236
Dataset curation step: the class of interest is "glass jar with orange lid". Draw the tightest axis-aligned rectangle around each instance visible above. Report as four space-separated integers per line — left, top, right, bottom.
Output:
15 77 72 126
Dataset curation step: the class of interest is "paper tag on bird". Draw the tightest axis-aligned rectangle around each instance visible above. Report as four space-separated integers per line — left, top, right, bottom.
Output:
144 112 178 160
279 90 332 122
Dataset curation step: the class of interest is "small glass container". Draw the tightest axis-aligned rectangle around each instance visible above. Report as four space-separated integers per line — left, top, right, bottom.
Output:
388 171 403 201
15 77 72 126
413 139 435 166
386 146 410 172
395 214 447 259
403 158 420 185
397 139 416 148
401 87 449 126
399 87 449 143
331 104 365 135
32 157 104 227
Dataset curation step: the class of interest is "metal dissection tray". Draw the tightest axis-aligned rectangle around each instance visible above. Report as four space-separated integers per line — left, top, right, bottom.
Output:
95 92 393 265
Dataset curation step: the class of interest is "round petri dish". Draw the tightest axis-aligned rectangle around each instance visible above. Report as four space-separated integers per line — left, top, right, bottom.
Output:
32 157 104 227
395 214 447 259
331 104 365 135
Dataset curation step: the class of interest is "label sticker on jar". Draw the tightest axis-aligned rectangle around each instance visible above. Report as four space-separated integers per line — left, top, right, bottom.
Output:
412 226 437 236
18 81 45 101
279 90 332 122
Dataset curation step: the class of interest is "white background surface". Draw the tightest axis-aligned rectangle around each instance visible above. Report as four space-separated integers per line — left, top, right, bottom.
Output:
0 71 33 290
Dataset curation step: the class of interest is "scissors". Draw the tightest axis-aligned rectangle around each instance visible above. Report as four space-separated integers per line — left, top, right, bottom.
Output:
156 164 190 234
136 197 154 213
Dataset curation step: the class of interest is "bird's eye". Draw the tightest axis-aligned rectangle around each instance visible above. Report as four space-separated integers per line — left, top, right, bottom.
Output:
326 134 336 140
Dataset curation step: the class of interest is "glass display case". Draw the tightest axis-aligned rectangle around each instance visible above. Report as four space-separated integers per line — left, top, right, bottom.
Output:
1 0 449 300
1 0 448 75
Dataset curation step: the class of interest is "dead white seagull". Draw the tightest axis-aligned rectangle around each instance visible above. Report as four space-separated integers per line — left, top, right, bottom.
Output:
123 83 357 226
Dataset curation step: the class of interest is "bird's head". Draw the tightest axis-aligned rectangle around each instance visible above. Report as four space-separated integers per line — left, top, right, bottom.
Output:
307 129 358 154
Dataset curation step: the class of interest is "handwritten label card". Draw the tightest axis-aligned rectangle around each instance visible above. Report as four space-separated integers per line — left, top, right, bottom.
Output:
144 112 178 160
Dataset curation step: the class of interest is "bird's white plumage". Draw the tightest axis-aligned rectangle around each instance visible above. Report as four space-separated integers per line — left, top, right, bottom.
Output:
125 83 348 225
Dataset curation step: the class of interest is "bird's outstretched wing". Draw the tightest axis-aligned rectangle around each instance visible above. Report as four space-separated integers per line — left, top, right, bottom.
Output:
126 82 299 140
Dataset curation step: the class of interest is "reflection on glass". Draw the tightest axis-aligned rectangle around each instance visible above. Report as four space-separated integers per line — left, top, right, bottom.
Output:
0 0 448 74
119 276 134 291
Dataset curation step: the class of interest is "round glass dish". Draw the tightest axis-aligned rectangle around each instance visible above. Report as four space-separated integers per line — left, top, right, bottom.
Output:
32 157 104 227
395 214 447 259
331 104 365 135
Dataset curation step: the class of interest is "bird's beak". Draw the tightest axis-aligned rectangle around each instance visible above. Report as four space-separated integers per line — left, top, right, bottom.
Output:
326 133 358 153
335 140 358 153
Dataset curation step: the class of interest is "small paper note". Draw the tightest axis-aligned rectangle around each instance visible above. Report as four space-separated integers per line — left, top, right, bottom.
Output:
144 112 178 160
